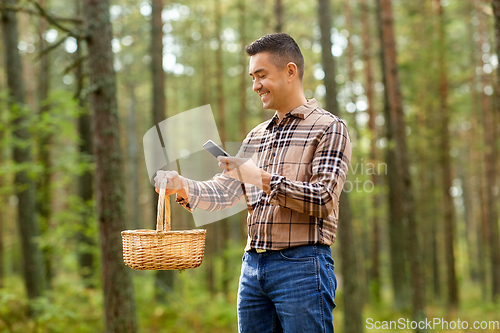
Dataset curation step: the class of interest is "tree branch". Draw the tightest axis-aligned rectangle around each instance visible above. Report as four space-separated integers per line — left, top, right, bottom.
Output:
64 54 87 75
73 71 87 101
0 3 83 24
28 0 83 38
34 32 69 60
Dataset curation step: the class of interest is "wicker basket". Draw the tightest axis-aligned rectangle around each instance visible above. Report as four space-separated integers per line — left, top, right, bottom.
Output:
121 188 206 270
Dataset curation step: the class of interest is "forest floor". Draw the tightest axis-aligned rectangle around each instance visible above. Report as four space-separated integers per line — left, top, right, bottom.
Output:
1 260 499 332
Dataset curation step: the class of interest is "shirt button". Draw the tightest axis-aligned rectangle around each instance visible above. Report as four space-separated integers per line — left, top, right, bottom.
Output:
254 235 258 240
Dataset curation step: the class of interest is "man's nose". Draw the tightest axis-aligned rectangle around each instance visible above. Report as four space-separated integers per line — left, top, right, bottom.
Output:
253 79 262 92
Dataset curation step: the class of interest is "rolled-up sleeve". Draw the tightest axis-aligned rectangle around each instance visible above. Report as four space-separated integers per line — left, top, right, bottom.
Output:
176 172 245 212
267 120 351 218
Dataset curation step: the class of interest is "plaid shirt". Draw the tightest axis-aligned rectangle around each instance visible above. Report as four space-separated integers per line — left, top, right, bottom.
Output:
177 99 352 251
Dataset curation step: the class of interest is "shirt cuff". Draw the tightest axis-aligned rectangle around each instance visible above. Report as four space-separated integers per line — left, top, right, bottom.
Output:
268 174 286 205
175 178 200 212
176 194 193 212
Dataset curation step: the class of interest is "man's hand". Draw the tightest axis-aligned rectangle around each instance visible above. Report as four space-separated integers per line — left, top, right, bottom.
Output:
217 156 271 193
154 170 188 198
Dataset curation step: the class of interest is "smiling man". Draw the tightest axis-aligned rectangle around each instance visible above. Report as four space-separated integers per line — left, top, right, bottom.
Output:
155 33 351 333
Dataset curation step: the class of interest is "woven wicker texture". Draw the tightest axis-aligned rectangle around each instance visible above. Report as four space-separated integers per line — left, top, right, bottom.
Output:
121 187 206 270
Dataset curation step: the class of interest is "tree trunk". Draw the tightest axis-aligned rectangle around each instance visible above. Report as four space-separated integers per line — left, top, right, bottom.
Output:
414 1 439 304
492 0 500 119
378 0 426 323
375 0 409 310
344 0 367 304
338 196 364 333
436 0 459 309
196 9 215 294
127 83 140 230
318 0 338 116
345 0 355 86
151 0 175 303
344 0 360 137
205 223 216 294
275 0 283 32
468 10 487 296
477 151 490 300
260 0 270 122
481 35 500 302
75 0 96 289
1 0 46 302
239 0 247 142
261 0 271 34
414 5 430 301
0 46 4 289
425 100 441 302
199 10 210 107
83 0 138 331
470 111 488 299
215 0 226 148
151 0 165 126
19 13 36 110
318 0 363 331
36 0 54 290
76 96 96 285
239 0 249 242
458 142 475 282
360 0 381 303
489 0 500 301
214 0 230 296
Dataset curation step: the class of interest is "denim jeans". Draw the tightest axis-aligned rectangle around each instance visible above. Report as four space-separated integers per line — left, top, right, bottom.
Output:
237 244 337 333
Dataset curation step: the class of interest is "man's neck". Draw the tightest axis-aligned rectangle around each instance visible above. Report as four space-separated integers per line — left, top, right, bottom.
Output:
276 94 307 121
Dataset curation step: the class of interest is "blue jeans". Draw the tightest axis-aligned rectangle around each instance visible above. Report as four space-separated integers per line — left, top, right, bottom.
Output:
237 244 337 333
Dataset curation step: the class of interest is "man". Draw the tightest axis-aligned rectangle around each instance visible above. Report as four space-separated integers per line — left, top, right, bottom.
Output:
155 33 351 333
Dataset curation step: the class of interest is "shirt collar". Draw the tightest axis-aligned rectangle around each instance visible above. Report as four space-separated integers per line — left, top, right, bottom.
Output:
265 99 318 130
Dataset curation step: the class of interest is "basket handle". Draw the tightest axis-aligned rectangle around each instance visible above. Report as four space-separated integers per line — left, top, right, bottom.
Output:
156 188 171 232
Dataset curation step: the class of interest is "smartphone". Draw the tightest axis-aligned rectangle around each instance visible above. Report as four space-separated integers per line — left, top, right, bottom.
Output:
203 140 230 158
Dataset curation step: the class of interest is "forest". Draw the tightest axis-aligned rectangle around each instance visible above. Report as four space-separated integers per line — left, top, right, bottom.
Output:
0 0 500 332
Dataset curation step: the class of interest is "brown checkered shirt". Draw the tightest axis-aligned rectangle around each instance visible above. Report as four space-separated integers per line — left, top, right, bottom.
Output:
177 99 352 251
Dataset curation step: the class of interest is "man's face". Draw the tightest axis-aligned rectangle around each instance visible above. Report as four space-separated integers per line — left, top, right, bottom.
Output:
249 52 288 111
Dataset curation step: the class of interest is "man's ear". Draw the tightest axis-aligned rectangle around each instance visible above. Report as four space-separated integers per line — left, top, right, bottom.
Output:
286 62 298 82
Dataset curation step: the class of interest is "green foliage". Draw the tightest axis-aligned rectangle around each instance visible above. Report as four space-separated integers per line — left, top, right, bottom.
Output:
0 275 103 333
1 0 499 331
360 282 500 332
135 273 237 333
0 245 244 332
132 244 242 333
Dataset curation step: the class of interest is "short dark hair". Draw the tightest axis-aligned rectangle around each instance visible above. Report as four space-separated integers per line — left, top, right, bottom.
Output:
245 33 304 80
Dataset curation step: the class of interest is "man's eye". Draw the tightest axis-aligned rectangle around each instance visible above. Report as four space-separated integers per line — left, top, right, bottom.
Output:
259 75 265 79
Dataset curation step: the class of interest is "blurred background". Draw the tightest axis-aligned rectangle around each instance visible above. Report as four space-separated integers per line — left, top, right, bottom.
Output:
0 0 499 332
